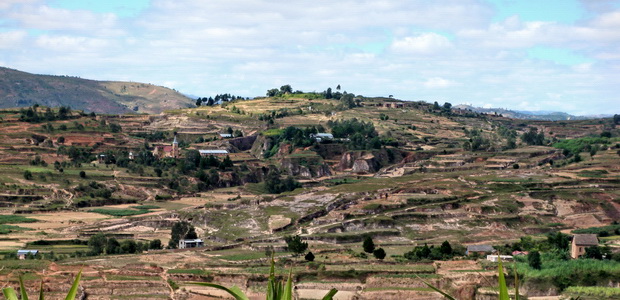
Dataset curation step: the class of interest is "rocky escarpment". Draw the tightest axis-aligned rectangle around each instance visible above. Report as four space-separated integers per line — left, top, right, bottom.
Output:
279 156 331 178
339 148 407 174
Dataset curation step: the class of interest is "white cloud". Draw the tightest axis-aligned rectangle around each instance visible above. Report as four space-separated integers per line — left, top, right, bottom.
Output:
424 77 457 88
0 0 618 115
389 33 452 55
0 31 27 49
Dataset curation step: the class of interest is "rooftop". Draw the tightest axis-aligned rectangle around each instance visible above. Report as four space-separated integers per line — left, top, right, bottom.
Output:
467 245 495 252
199 149 229 154
573 234 598 246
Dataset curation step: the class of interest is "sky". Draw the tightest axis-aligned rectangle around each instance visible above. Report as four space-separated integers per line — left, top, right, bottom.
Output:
1 0 619 115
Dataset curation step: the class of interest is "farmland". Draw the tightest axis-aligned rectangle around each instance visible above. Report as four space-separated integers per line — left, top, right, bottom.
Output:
0 94 619 299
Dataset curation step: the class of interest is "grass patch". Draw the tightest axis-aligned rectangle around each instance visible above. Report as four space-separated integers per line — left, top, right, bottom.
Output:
564 286 620 299
88 208 151 217
167 269 210 275
106 275 162 281
0 215 38 224
132 205 160 210
0 224 29 234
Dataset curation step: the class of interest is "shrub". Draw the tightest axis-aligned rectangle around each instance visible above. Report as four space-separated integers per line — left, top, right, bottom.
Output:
305 251 315 262
363 236 375 253
373 248 386 260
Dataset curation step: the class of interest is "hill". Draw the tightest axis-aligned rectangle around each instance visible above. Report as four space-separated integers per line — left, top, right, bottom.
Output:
0 67 195 114
453 104 602 121
0 90 619 299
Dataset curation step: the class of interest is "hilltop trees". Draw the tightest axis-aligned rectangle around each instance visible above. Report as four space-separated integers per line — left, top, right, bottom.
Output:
522 127 545 145
284 235 308 256
19 105 73 122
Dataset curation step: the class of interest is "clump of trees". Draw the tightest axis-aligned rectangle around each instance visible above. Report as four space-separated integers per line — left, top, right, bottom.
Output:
521 127 546 145
285 235 308 256
328 118 381 150
169 221 198 249
265 167 300 194
19 105 73 123
88 233 162 256
404 241 464 261
196 94 246 106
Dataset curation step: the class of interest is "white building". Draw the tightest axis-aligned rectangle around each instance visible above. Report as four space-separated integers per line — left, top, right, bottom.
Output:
179 239 204 249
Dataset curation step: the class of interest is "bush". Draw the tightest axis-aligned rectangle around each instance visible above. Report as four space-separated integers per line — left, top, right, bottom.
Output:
363 236 375 253
373 248 386 260
79 171 86 178
284 235 308 255
305 251 315 262
23 170 33 180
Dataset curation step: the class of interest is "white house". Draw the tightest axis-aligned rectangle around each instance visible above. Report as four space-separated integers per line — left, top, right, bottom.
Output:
486 255 513 262
199 149 229 157
312 133 334 142
179 239 204 249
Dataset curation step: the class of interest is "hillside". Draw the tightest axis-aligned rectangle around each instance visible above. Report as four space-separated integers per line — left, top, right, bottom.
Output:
0 92 619 299
453 104 599 121
0 67 195 114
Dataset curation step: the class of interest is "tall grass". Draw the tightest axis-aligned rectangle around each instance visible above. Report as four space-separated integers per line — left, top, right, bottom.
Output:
515 259 620 290
564 286 620 299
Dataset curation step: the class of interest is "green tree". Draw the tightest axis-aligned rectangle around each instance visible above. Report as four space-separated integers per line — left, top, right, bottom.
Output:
23 170 33 180
169 221 194 248
528 251 542 270
149 239 163 250
284 235 308 256
373 248 386 260
440 241 452 256
584 246 603 259
106 237 121 254
280 84 292 94
121 240 138 254
79 171 86 178
88 233 108 255
305 251 315 262
363 236 375 253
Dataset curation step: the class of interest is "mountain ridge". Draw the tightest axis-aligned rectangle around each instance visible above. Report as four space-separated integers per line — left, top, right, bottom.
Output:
0 67 195 114
453 104 610 120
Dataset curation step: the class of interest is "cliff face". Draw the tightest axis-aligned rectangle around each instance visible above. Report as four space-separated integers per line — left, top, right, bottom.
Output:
279 157 332 178
339 150 391 173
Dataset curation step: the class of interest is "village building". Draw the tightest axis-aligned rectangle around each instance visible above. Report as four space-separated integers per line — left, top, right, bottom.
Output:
571 234 598 259
199 149 229 157
486 255 513 262
219 133 233 139
466 244 495 256
153 135 179 159
17 250 38 259
128 152 134 160
311 133 333 142
178 239 204 249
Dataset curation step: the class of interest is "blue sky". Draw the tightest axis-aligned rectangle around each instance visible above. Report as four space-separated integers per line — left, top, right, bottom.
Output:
0 0 619 115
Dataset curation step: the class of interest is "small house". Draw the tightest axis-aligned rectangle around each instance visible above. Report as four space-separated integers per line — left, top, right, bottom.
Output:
219 133 233 139
199 149 229 157
179 239 204 249
312 133 333 142
17 250 39 260
466 244 494 256
571 234 598 259
128 152 134 160
486 255 513 262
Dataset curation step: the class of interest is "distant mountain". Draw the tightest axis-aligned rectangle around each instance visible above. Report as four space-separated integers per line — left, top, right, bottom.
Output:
0 67 195 114
453 104 609 121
